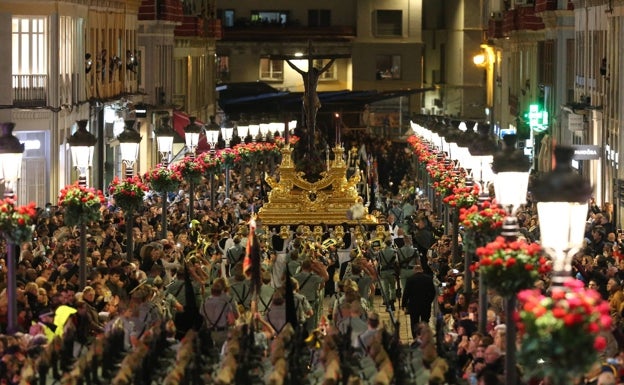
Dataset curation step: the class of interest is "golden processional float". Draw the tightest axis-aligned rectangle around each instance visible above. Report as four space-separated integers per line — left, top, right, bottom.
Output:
259 144 378 226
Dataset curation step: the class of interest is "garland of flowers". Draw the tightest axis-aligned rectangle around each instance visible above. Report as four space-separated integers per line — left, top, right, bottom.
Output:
108 175 148 213
58 182 105 226
218 148 238 168
442 183 479 208
516 279 612 385
143 164 183 193
0 198 37 244
459 201 507 254
172 156 205 185
198 153 222 175
471 236 550 297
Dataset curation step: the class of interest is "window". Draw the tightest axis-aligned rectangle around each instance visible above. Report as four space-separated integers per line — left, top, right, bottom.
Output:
259 58 284 81
375 10 402 37
308 9 331 27
12 17 47 75
217 9 235 27
251 11 289 25
217 55 230 82
376 55 401 80
313 59 336 81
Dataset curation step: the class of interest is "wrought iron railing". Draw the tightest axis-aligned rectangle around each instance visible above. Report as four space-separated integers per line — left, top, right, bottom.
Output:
12 74 47 107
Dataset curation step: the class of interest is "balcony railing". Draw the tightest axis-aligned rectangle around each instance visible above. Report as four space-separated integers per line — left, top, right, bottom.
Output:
221 25 356 41
13 74 47 107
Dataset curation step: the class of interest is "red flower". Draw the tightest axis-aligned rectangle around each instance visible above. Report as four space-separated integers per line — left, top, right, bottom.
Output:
594 336 607 351
552 307 566 319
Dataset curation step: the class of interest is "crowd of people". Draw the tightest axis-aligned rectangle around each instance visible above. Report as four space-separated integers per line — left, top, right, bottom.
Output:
1 127 624 385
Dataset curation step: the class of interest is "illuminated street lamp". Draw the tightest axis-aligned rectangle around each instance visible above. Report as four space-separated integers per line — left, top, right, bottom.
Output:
249 117 260 143
154 115 175 165
237 115 249 143
68 119 98 289
221 116 234 149
205 116 220 209
468 123 497 191
221 116 234 200
68 120 97 188
117 120 142 259
259 116 270 142
184 116 202 157
533 146 593 286
0 122 24 334
154 115 176 240
118 120 141 179
184 117 203 222
491 133 531 385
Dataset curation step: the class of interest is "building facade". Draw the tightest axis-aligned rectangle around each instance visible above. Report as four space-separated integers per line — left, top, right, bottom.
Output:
0 0 143 206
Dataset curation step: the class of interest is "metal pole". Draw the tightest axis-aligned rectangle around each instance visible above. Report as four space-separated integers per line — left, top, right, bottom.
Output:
77 173 88 290
126 211 134 260
6 240 17 334
451 208 460 265
478 277 487 334
161 191 168 240
225 165 230 200
79 223 87 289
464 249 472 298
210 171 215 210
189 180 195 222
505 296 517 385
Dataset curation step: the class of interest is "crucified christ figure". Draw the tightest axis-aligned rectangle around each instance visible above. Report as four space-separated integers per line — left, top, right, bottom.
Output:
286 58 335 146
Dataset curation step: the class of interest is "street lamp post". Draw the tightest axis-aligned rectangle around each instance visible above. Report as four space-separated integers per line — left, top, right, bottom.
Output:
0 122 24 334
221 117 234 200
68 119 97 289
237 117 249 191
249 117 260 143
533 147 593 286
154 115 175 239
184 117 202 223
205 117 220 209
491 134 531 385
117 120 142 260
467 122 498 335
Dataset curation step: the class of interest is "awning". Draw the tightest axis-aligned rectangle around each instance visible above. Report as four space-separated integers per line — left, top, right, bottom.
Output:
172 111 210 154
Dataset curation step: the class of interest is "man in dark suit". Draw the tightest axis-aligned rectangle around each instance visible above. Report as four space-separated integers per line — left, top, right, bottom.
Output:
402 264 436 340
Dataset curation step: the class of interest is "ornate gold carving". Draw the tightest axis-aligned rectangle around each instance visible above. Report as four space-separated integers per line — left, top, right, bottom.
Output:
259 144 377 225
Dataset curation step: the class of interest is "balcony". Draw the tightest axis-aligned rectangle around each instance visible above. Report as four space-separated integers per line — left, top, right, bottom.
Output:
502 6 545 36
221 25 356 42
535 0 557 12
174 15 223 38
488 16 504 39
502 9 518 36
138 0 183 22
12 75 47 108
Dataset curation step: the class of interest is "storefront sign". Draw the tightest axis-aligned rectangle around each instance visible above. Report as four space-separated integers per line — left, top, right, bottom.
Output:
572 145 601 160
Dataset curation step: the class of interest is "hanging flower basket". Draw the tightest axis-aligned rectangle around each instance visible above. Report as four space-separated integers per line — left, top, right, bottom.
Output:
198 153 222 176
108 175 148 213
459 202 507 254
0 198 37 244
58 182 105 226
218 148 237 168
472 236 549 297
172 156 205 185
144 164 182 193
442 184 480 208
516 279 612 385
